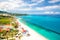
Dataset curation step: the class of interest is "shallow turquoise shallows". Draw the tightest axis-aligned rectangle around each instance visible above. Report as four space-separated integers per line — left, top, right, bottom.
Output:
19 15 60 33
17 14 60 40
20 19 60 40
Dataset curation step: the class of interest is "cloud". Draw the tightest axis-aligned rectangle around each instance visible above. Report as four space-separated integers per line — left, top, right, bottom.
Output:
44 11 54 14
31 0 44 3
29 0 44 6
55 12 60 14
48 0 60 3
0 0 45 11
17 8 32 11
23 0 44 8
34 5 60 14
44 11 60 14
35 5 60 10
0 0 60 14
0 0 26 11
0 2 19 10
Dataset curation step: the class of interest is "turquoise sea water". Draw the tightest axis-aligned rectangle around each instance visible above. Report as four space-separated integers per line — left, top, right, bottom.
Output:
17 14 60 40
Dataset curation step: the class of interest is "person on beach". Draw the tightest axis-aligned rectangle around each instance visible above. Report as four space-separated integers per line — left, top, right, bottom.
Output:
21 28 30 36
15 32 23 40
15 36 19 40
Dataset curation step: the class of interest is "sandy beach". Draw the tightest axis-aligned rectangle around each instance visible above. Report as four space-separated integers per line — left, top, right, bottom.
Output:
17 19 48 40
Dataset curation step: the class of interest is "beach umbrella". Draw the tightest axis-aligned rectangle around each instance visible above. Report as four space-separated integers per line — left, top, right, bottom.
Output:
0 27 3 32
0 29 2 32
6 28 10 31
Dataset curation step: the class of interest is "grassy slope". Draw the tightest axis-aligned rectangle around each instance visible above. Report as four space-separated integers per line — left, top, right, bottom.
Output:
0 18 12 24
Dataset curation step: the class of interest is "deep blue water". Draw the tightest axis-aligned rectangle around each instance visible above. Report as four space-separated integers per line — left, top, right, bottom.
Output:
18 14 60 34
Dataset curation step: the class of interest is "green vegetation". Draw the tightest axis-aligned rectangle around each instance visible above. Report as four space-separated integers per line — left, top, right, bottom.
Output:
0 29 19 39
0 14 19 40
0 18 11 25
0 11 25 40
0 14 18 26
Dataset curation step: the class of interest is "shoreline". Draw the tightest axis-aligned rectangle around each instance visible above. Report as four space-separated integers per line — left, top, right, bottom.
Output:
17 19 48 40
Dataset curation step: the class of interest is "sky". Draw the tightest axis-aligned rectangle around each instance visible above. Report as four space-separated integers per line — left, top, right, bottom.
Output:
0 0 60 14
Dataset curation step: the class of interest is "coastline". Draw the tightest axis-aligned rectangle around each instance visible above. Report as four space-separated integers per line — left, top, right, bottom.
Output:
19 18 60 40
17 19 48 40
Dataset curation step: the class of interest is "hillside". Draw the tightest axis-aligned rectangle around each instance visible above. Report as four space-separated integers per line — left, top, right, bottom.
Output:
0 11 28 16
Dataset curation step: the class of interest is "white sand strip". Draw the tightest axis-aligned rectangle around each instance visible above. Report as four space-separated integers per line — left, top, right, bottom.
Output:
17 19 48 40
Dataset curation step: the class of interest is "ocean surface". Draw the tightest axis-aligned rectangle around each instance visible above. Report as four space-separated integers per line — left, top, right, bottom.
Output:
17 14 60 40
